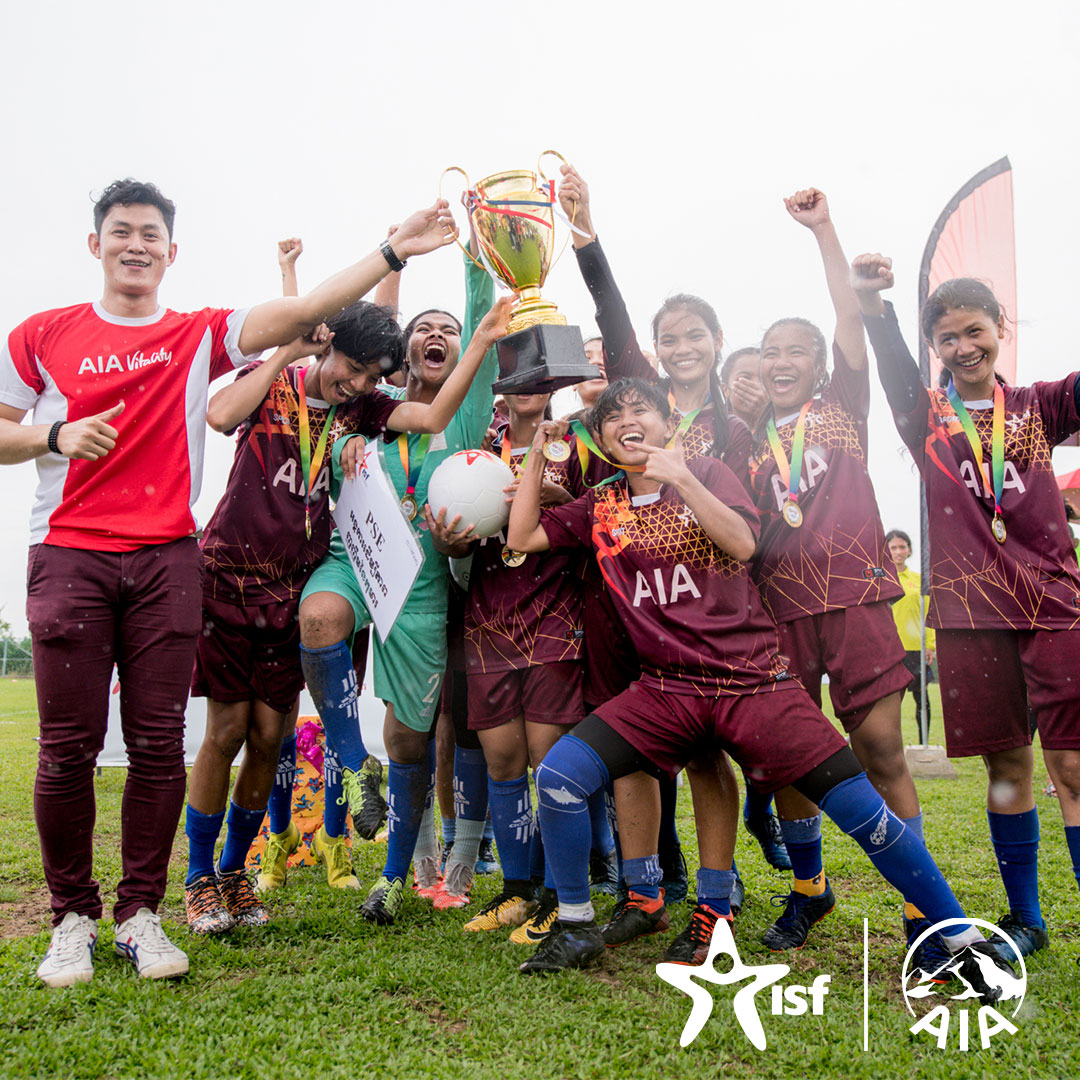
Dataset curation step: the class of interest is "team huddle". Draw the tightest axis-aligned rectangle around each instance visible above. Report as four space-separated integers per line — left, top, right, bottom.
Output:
3 167 1079 994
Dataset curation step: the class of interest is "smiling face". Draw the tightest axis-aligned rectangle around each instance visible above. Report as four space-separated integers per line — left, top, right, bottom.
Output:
309 348 391 405
577 338 609 408
929 306 1004 397
887 535 911 569
89 203 176 300
653 308 721 389
760 323 823 413
596 390 675 468
406 312 462 390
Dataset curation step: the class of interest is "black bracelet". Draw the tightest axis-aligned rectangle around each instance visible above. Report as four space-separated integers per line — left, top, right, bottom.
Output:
47 420 67 455
380 240 407 273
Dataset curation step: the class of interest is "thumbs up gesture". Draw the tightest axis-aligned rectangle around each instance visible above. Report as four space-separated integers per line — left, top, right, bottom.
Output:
56 401 125 459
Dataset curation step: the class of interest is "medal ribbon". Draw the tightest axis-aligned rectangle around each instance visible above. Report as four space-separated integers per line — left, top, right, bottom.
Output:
766 402 812 507
499 432 531 473
397 431 433 501
946 381 1005 517
297 368 337 530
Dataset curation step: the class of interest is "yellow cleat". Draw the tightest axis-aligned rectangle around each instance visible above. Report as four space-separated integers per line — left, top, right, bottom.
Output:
314 826 360 889
509 889 558 945
464 889 538 933
254 821 301 894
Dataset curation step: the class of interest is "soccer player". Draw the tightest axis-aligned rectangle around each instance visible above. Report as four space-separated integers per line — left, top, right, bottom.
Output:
184 234 502 932
505 378 1014 994
854 252 1080 957
746 188 919 952
558 164 750 945
296 247 508 926
0 179 456 987
885 528 936 739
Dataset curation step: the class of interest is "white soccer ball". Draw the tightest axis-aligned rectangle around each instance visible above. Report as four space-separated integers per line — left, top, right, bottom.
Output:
427 450 515 539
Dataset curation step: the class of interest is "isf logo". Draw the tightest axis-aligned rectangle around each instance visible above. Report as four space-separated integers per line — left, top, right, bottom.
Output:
903 918 1027 1050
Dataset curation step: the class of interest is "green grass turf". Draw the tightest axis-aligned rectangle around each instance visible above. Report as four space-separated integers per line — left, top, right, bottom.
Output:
0 677 1077 1079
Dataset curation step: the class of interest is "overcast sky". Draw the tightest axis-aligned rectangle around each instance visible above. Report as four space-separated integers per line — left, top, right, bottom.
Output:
2 0 1079 635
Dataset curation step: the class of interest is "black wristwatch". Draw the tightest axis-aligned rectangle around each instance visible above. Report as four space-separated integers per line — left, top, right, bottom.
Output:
380 240 407 273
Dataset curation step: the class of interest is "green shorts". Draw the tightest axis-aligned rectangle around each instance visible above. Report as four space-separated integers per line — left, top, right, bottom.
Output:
302 547 447 733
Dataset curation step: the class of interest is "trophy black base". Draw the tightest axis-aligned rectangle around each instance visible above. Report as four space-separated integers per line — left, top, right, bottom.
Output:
493 324 599 395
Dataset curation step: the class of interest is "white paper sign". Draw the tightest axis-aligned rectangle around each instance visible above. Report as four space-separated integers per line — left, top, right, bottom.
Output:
332 441 425 642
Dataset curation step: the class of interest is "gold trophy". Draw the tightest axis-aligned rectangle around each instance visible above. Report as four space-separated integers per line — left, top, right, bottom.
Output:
441 152 600 394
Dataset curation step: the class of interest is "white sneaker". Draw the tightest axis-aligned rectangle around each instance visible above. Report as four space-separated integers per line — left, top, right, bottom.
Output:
114 907 189 979
36 911 97 987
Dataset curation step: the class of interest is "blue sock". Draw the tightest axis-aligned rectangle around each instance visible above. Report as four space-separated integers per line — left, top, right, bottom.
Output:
218 802 266 874
268 733 296 835
820 774 970 933
1065 825 1080 895
535 736 608 905
588 788 615 856
483 813 495 843
442 816 456 845
453 746 489 824
623 855 662 900
743 783 774 823
988 809 1044 927
323 743 347 838
489 774 533 884
697 868 736 918
382 760 429 883
185 805 224 885
300 642 367 773
902 812 925 846
780 815 823 882
529 814 546 883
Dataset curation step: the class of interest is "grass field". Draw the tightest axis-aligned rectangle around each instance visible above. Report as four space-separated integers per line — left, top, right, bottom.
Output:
1 677 1078 1079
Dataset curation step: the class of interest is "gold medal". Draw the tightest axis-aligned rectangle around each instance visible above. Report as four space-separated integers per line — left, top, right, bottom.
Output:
543 439 570 462
305 508 312 541
501 546 527 568
992 514 1006 544
782 499 803 528
400 494 418 521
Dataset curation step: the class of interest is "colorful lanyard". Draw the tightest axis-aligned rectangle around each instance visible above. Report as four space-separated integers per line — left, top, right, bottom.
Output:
499 434 531 472
297 367 337 540
568 420 637 487
947 380 1007 542
396 431 432 520
766 402 812 528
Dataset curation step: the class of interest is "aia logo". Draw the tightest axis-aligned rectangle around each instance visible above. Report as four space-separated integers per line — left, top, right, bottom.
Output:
903 918 1027 1051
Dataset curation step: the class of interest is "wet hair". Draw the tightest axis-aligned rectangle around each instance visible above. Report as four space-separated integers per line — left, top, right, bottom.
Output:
589 378 671 434
403 308 462 342
93 179 176 239
326 302 404 374
924 278 1011 389
720 346 761 385
649 293 729 456
885 529 912 548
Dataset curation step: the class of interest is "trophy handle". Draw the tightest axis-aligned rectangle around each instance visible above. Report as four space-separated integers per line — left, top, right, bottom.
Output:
536 150 576 273
438 166 487 273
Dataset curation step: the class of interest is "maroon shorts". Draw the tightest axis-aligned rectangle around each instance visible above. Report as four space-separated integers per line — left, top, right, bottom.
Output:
468 662 585 730
592 678 847 789
191 594 302 715
777 602 911 732
937 627 1080 756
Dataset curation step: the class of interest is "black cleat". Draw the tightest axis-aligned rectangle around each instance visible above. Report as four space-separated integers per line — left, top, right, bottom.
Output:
762 883 835 951
659 844 688 906
589 849 619 896
744 811 792 871
519 920 605 974
990 912 1050 960
601 890 670 947
936 940 1019 1003
664 905 726 966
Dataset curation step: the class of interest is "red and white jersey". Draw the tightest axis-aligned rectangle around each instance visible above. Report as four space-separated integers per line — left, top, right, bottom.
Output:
0 301 260 551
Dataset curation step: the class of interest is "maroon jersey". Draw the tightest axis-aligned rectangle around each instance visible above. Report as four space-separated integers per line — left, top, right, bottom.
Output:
749 343 901 623
464 430 585 674
542 457 790 697
201 362 399 605
896 379 1080 629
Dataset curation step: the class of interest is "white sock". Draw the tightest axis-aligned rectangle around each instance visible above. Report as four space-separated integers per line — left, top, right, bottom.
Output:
558 900 594 923
942 926 983 951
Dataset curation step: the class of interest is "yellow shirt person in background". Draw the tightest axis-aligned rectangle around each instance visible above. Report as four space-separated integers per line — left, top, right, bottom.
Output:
886 529 935 736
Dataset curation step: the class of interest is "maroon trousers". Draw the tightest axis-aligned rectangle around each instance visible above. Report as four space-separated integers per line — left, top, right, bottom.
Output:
27 538 202 925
